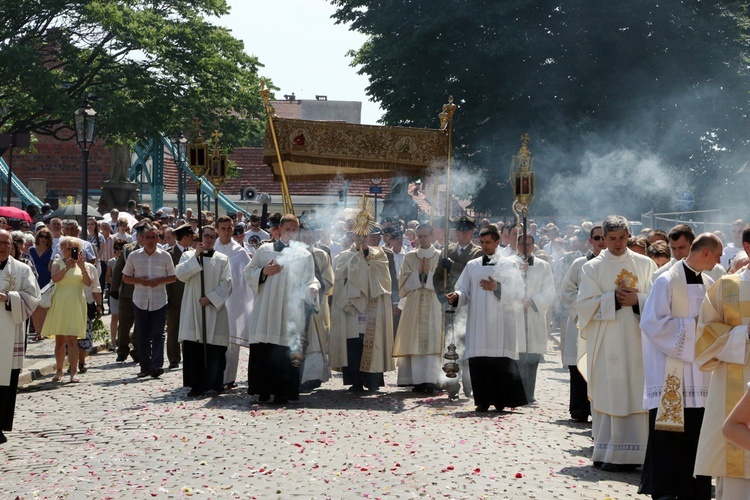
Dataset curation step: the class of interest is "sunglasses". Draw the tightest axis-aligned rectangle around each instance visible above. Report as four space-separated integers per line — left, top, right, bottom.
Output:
591 235 605 241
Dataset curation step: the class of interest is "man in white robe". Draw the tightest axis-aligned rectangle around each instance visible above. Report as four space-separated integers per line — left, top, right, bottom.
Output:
639 233 721 499
213 216 254 389
560 224 606 422
244 214 319 404
176 226 232 397
694 226 750 498
515 233 555 403
446 224 528 412
652 224 726 284
0 229 40 444
329 227 394 393
577 215 656 471
299 221 334 392
393 224 443 393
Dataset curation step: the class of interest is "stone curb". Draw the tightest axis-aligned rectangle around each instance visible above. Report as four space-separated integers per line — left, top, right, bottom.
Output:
19 341 110 387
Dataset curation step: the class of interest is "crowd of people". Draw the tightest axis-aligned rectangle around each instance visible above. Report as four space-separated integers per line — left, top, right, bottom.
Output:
5 204 750 497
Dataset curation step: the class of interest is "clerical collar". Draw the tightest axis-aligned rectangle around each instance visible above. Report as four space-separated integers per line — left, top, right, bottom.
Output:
273 240 289 252
586 251 596 261
0 258 7 270
201 249 215 258
481 254 495 266
682 261 703 284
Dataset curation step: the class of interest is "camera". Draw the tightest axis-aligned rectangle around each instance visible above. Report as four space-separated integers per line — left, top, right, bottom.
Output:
71 247 79 260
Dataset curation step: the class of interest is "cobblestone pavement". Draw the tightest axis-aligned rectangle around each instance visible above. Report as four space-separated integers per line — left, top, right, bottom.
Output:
1 335 650 499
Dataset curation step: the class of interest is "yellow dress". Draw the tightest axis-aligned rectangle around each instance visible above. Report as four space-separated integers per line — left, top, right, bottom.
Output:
41 258 87 338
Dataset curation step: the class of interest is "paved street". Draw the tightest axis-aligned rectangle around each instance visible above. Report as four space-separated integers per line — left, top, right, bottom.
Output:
2 336 647 499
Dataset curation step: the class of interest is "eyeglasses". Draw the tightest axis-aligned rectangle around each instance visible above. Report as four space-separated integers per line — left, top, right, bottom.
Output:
202 234 217 240
0 241 11 246
591 235 605 241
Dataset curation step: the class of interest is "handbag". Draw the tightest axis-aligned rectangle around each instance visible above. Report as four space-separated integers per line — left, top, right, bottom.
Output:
39 282 55 308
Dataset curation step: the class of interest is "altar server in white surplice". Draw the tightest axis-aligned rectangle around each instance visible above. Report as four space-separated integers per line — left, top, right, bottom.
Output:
638 233 721 500
244 214 319 404
176 226 232 398
213 216 254 389
0 230 40 445
515 232 555 404
393 223 443 393
446 224 528 413
298 220 334 392
577 215 656 472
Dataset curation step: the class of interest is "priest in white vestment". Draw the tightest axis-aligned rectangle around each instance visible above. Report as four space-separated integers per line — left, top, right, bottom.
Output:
694 227 750 498
392 224 443 393
176 226 232 397
560 224 606 422
577 215 656 471
299 221 334 392
515 233 555 403
652 224 726 285
446 225 528 412
329 227 394 393
639 234 721 499
244 215 319 404
213 216 254 389
0 230 40 444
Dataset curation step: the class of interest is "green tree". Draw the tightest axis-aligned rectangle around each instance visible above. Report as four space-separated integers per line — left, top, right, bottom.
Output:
331 0 750 216
0 0 267 148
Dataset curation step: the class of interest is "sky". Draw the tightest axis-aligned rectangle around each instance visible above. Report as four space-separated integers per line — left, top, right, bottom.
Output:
217 0 383 125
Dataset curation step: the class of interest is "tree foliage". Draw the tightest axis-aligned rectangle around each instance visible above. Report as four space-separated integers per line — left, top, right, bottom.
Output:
0 0 267 148
331 0 750 216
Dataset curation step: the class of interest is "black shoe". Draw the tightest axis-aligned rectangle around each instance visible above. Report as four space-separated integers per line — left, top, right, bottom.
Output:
299 380 321 392
593 461 603 469
600 462 638 472
0 430 6 444
137 371 150 378
151 368 164 378
475 405 490 412
412 383 427 393
116 354 127 362
168 362 179 369
348 385 366 393
570 411 590 423
78 363 88 374
187 388 205 397
258 393 271 403
273 396 289 404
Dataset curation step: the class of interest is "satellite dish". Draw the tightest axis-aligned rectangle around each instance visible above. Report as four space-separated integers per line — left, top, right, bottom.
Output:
256 192 272 205
241 186 257 201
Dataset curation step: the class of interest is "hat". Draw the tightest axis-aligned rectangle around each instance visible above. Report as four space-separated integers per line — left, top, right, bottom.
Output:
382 226 396 235
267 213 282 228
132 219 150 233
233 222 245 236
34 221 46 231
174 223 193 239
369 223 383 236
453 216 476 232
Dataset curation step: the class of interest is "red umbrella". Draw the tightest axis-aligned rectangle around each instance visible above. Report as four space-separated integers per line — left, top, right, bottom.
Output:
0 206 33 222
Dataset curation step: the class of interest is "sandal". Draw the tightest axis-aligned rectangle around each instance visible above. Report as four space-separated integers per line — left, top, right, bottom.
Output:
51 371 63 382
69 374 80 383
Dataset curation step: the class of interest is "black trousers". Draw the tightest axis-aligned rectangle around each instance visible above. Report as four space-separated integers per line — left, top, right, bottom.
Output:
0 369 20 431
342 335 384 389
116 295 138 358
182 340 226 393
639 407 711 499
569 365 590 417
469 356 528 410
247 343 300 401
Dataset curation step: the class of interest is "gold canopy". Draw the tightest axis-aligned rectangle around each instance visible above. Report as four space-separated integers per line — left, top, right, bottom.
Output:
262 117 449 182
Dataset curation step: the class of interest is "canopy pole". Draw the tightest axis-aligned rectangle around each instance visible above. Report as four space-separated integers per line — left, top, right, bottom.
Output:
260 81 294 215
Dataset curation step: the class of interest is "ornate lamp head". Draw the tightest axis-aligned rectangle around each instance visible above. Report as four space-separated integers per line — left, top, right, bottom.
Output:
510 134 535 210
188 119 209 178
208 130 227 187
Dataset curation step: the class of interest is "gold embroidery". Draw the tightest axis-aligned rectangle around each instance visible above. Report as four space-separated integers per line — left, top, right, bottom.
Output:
360 299 378 372
1 267 15 293
614 268 638 289
655 373 684 431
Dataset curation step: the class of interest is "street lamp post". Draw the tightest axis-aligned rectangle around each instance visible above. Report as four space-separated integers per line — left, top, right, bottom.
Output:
176 134 188 218
74 99 97 239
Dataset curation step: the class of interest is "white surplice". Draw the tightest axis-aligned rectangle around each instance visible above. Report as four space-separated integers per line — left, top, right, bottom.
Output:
0 257 40 385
